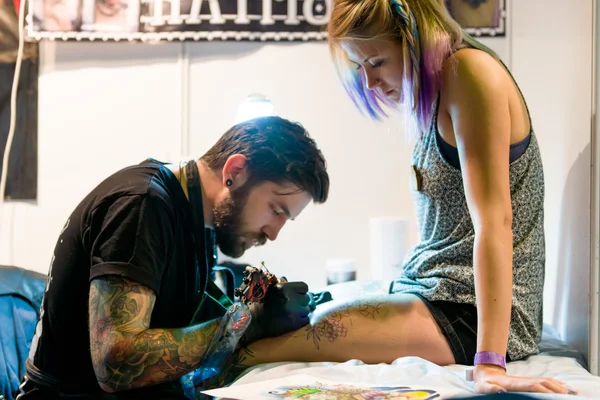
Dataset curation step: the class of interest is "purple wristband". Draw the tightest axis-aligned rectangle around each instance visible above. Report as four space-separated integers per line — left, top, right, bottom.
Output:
474 351 506 370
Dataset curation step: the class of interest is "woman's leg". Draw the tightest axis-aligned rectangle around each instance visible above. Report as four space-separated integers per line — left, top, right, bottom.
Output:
242 293 455 366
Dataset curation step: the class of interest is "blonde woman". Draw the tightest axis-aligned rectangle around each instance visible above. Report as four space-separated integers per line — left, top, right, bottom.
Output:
195 1 571 396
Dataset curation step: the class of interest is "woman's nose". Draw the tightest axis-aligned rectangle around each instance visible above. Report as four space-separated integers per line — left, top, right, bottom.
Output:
364 70 381 90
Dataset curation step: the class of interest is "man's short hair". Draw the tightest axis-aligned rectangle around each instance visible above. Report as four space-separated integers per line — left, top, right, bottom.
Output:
201 116 329 203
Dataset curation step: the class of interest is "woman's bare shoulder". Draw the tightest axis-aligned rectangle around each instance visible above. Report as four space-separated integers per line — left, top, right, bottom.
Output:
440 48 509 108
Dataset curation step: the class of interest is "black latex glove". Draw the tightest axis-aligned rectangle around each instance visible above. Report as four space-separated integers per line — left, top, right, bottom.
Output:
309 290 333 306
241 281 313 346
277 277 333 310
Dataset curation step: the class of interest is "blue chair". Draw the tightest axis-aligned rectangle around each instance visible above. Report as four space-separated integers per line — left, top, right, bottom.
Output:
0 265 47 400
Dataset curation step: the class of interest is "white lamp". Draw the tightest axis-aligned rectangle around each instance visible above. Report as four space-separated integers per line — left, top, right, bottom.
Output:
234 93 275 124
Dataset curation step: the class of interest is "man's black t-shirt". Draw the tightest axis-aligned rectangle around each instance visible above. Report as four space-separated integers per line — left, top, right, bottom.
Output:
26 159 205 398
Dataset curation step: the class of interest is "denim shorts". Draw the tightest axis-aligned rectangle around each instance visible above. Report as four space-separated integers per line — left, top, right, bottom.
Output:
411 293 511 366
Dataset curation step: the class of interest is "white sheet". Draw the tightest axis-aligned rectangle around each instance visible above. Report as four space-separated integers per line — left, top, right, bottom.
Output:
206 355 600 399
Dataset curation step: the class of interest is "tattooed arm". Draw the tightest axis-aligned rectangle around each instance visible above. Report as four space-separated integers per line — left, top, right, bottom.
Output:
88 276 221 393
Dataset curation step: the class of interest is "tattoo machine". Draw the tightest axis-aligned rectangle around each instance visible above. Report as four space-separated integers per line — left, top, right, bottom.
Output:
234 262 283 305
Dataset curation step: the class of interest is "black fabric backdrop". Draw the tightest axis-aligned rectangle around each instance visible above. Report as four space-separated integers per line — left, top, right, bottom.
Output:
0 0 38 200
0 59 38 200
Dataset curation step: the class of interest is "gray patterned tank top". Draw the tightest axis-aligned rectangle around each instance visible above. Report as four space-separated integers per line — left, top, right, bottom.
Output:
390 66 546 361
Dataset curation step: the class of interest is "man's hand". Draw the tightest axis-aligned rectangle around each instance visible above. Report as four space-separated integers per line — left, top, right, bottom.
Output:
242 281 314 345
473 364 573 395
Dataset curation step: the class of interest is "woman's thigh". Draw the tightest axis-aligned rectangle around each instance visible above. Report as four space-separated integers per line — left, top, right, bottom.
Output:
247 293 456 366
313 292 457 365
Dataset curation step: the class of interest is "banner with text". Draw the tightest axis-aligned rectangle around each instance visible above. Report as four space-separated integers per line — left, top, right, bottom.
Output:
26 0 332 41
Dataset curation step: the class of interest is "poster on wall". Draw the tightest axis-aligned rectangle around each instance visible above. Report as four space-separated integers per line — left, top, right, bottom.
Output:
445 0 505 37
25 0 506 43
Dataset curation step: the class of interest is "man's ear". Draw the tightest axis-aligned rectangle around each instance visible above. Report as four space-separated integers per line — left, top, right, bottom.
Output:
222 154 249 189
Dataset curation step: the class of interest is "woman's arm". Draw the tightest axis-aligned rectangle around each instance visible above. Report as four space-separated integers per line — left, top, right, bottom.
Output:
442 49 568 395
443 48 513 360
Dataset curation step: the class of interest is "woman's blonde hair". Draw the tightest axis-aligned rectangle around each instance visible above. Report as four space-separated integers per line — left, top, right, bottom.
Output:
328 0 496 135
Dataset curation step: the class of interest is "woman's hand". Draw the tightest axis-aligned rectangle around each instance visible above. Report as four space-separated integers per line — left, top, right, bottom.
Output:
473 364 573 395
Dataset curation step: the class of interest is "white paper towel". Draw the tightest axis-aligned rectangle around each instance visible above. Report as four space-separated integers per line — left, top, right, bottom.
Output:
369 217 410 281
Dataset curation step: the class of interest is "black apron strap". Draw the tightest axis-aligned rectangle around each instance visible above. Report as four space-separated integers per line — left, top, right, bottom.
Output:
184 160 232 325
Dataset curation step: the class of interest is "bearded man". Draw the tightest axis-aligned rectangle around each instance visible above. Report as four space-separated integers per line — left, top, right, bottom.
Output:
18 115 330 399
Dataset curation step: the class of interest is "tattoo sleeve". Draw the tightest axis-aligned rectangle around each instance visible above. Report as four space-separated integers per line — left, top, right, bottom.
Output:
88 276 250 393
181 340 256 399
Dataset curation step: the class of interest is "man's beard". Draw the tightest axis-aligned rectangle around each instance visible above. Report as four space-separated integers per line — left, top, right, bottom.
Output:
213 184 267 258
